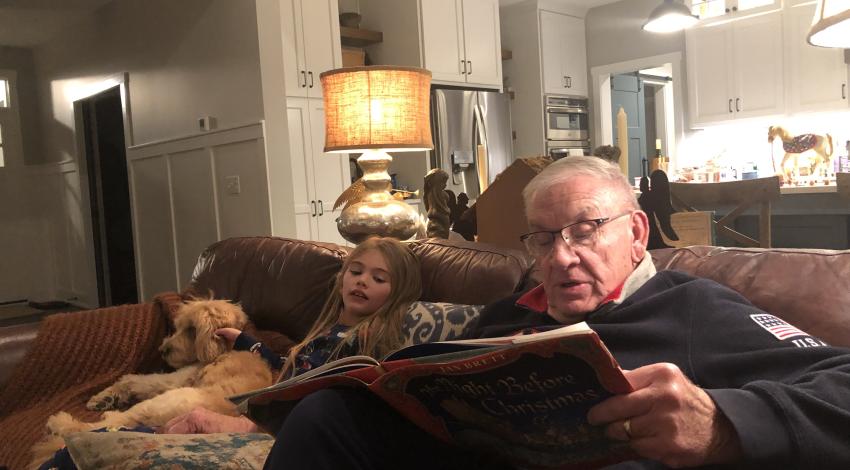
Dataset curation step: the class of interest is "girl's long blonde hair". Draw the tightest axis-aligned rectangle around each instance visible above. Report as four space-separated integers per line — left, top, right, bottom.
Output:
281 237 422 378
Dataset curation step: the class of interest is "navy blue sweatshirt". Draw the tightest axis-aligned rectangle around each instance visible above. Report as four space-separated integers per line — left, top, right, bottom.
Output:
469 270 850 469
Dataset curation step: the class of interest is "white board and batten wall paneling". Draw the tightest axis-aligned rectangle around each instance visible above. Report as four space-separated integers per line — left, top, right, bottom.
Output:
127 123 270 300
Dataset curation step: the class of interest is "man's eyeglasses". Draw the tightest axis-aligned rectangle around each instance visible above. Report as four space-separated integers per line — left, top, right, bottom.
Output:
519 212 633 257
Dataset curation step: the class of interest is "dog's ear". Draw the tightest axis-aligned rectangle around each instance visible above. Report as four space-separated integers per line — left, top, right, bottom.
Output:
193 307 228 363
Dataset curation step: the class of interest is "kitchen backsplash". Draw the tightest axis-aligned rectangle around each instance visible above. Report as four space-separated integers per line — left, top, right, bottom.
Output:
676 110 850 180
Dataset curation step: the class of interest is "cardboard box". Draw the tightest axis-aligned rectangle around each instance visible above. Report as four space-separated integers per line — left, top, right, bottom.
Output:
476 157 552 252
342 47 365 67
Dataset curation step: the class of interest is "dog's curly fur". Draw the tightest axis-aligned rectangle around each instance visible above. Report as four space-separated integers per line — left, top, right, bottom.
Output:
30 299 275 467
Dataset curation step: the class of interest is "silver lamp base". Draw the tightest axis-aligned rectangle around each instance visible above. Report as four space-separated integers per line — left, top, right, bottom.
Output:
336 149 421 244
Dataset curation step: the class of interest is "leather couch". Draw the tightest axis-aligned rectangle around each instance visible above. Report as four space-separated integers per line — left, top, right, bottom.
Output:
3 237 850 389
0 237 849 469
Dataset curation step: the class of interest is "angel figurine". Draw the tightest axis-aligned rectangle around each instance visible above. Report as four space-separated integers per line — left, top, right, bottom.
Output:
423 168 451 239
637 170 679 250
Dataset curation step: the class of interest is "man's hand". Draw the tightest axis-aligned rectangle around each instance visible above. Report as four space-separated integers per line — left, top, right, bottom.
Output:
587 363 742 468
158 406 258 434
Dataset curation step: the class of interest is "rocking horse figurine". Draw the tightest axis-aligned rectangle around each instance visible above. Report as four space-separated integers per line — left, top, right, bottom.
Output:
767 125 834 184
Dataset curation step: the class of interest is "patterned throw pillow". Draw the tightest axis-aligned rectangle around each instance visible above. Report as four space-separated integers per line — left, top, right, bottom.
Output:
65 431 274 470
402 301 484 346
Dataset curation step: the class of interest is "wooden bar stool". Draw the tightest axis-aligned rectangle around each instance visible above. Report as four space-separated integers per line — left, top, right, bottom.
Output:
837 173 850 201
669 176 781 248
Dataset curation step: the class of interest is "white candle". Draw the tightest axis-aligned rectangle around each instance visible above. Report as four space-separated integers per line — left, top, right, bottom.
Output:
617 107 629 177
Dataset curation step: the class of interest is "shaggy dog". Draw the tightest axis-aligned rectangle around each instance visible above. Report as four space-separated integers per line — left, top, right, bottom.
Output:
31 299 275 466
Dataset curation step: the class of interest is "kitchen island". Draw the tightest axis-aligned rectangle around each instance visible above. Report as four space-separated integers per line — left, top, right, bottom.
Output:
665 182 849 249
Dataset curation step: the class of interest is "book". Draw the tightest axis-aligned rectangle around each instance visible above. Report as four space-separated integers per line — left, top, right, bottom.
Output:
230 322 635 469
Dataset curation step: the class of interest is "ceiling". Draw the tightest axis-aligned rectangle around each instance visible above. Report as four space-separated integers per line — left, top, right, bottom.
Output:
0 0 115 48
0 0 625 48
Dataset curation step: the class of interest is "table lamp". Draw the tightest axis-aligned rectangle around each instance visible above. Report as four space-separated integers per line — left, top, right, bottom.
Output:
321 66 433 244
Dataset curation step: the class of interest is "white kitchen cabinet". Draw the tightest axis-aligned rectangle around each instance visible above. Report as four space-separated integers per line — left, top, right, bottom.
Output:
460 0 503 88
689 0 780 22
785 3 849 113
286 97 351 245
360 0 503 89
540 10 587 97
420 0 465 84
686 10 784 126
280 0 342 99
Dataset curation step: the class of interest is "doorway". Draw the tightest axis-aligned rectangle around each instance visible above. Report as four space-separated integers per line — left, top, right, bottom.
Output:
79 86 138 306
611 73 647 180
590 53 685 178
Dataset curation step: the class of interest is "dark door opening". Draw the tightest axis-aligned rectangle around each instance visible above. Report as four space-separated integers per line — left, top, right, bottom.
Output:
80 86 138 306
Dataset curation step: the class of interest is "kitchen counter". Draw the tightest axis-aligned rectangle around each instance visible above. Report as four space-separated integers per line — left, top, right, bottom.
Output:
779 184 837 195
637 182 849 249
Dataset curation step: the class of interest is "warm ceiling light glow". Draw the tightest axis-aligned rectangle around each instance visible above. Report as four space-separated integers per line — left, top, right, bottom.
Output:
808 0 850 48
643 0 699 33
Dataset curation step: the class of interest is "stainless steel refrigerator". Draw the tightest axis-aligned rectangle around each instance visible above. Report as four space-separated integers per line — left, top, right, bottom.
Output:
430 88 514 200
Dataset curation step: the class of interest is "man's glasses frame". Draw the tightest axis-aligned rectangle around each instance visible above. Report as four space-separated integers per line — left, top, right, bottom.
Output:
519 212 633 257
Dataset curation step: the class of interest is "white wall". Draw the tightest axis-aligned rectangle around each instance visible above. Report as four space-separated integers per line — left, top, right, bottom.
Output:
0 167 54 303
127 124 270 301
584 0 692 161
0 47 41 166
0 48 52 303
33 0 264 163
0 0 267 306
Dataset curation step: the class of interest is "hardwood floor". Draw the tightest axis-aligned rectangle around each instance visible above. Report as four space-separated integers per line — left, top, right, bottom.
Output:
0 303 78 327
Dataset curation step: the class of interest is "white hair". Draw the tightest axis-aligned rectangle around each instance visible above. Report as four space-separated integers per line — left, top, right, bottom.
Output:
522 156 639 212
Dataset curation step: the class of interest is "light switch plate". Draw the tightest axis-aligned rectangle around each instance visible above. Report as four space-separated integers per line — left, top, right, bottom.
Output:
224 175 241 195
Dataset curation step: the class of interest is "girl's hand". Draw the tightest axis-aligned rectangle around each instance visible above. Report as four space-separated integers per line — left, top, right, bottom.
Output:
215 327 242 347
158 406 257 434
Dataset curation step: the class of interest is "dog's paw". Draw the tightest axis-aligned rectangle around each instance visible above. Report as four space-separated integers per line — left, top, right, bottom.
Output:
87 391 119 411
87 385 137 411
46 411 84 436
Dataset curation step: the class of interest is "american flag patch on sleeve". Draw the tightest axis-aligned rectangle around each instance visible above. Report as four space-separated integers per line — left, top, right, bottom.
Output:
750 314 808 340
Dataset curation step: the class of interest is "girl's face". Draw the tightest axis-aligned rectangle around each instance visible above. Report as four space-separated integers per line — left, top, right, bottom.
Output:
339 249 392 325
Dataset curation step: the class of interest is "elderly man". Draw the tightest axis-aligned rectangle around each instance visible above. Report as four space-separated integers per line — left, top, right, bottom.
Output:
265 156 850 469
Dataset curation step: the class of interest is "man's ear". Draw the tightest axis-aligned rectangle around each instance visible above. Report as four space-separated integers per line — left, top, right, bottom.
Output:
630 210 650 263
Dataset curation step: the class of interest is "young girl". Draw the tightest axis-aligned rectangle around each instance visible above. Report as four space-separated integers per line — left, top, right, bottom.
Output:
159 236 422 434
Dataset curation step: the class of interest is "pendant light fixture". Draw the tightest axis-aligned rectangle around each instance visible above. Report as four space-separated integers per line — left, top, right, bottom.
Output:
643 0 699 33
807 0 850 48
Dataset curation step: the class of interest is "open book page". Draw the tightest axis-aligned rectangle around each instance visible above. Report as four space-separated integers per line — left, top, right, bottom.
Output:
447 321 593 345
382 322 594 361
228 354 379 405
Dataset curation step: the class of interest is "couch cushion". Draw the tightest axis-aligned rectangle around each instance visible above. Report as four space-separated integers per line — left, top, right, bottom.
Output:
65 431 273 470
402 301 484 346
408 238 534 305
651 246 850 348
185 237 348 341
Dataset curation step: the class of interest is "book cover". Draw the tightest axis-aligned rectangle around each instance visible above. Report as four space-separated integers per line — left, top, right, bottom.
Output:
232 323 636 469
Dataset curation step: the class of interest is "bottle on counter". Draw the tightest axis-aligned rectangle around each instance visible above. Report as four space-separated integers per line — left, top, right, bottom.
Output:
649 139 668 174
841 141 850 173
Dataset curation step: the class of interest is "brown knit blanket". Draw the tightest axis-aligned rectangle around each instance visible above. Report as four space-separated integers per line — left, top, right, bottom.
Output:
0 296 173 470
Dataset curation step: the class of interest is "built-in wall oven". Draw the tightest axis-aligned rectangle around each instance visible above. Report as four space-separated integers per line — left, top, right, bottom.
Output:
546 140 591 160
544 95 590 159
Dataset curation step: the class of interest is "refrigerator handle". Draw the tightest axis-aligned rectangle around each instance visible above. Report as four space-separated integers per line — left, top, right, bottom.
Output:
472 100 488 190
